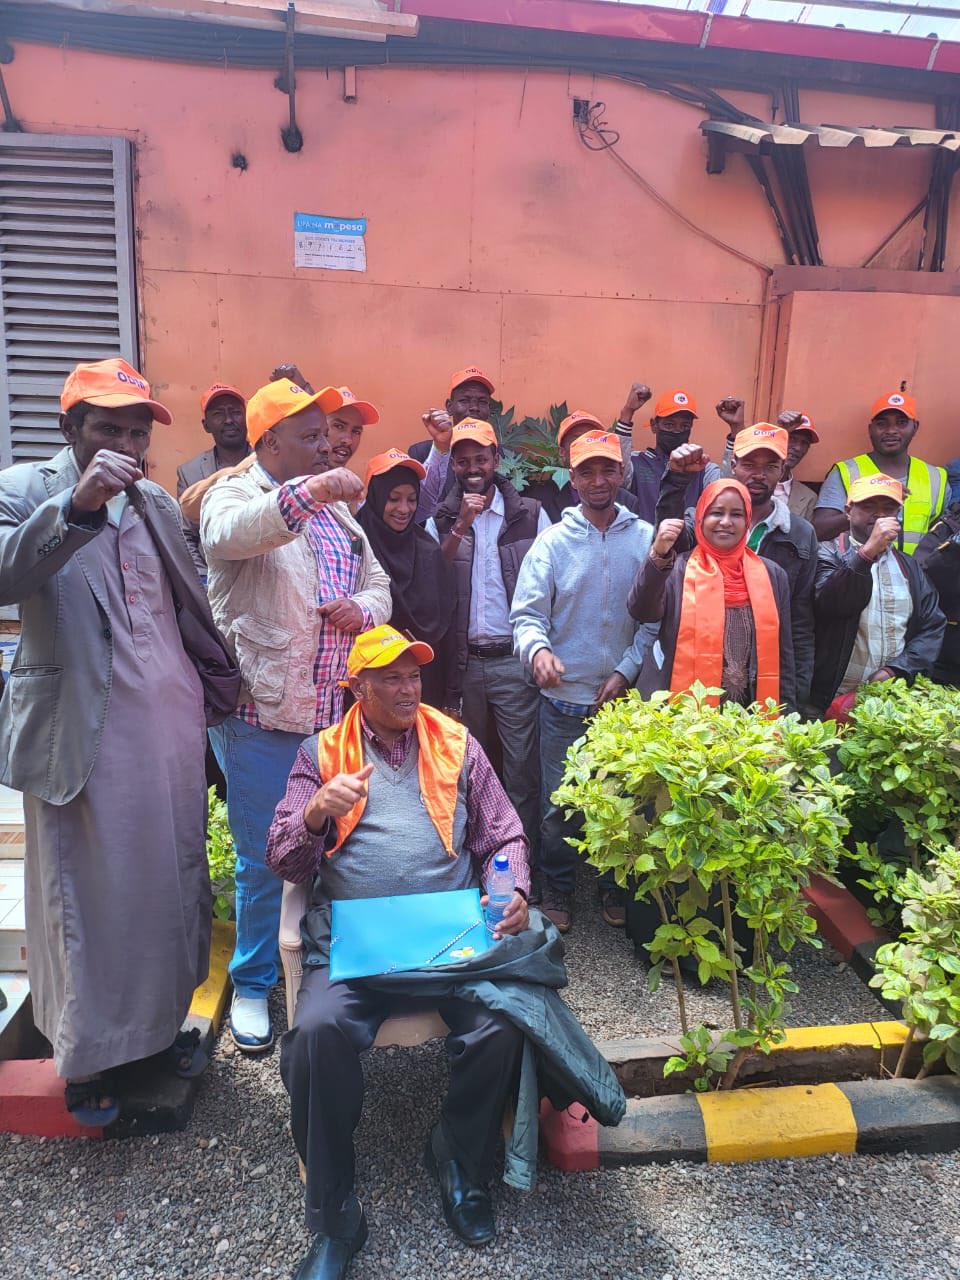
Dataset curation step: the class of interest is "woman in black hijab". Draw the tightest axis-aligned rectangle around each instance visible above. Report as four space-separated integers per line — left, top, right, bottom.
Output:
358 450 459 711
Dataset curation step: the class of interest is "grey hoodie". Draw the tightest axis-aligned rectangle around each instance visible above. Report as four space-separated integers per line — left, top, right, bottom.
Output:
511 503 655 705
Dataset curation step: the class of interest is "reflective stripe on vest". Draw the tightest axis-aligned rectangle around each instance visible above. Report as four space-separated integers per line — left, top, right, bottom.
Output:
835 454 947 555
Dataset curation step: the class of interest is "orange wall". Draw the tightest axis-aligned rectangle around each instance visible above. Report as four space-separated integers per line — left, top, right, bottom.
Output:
5 41 960 491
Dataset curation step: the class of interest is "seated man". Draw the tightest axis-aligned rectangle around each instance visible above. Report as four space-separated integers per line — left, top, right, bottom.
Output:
267 625 622 1279
811 475 945 716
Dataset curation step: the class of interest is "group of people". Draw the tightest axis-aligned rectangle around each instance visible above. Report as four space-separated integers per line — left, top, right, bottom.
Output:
1 353 958 1280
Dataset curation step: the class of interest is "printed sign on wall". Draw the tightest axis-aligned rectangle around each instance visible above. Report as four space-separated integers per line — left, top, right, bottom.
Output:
294 212 367 271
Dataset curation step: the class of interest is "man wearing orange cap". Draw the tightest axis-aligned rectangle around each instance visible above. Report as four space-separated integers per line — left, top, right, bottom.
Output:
425 419 549 865
410 366 497 522
660 426 818 711
265 625 623 1277
0 357 239 1124
774 410 820 521
813 391 948 553
176 383 250 576
523 410 643 523
811 473 944 715
511 431 655 932
623 388 722 525
201 378 391 1052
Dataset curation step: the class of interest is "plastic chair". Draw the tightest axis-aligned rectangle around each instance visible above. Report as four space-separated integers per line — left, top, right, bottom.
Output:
278 880 448 1045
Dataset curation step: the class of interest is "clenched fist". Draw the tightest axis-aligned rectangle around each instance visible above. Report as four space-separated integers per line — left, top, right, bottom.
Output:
304 467 364 505
651 518 685 558
71 450 143 516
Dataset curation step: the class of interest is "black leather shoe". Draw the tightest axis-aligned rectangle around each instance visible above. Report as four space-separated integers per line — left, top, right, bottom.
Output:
424 1137 495 1246
293 1202 368 1280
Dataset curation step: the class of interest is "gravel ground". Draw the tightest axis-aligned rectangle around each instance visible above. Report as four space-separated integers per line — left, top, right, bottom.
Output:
3 872 952 1280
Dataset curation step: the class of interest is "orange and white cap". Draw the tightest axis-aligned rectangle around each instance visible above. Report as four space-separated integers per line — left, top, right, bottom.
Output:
246 380 343 447
343 624 434 683
569 431 623 470
364 449 427 486
200 382 245 414
61 357 172 425
848 474 905 506
337 386 380 426
870 391 918 421
448 366 495 397
651 389 698 423
733 424 789 460
557 410 605 446
792 413 820 443
450 418 498 451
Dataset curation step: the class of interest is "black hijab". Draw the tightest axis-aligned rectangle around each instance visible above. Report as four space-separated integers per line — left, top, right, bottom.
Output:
357 465 455 648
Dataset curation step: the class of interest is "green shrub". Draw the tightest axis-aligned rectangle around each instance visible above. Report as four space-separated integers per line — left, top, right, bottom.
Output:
837 677 960 927
554 684 850 1089
870 843 960 1079
207 785 236 922
493 401 571 492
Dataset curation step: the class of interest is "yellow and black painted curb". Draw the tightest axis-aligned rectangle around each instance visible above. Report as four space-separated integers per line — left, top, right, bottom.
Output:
542 1022 960 1170
1 920 234 1139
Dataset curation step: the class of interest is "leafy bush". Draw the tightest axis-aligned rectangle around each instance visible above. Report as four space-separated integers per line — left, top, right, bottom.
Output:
554 684 850 1089
493 401 571 492
870 843 960 1079
207 785 236 922
837 677 960 927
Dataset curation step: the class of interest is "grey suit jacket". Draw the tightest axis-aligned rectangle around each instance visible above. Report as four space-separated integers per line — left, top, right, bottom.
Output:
0 446 225 804
176 447 219 574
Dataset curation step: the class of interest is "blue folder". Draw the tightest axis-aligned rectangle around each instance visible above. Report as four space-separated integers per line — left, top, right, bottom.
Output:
329 888 491 982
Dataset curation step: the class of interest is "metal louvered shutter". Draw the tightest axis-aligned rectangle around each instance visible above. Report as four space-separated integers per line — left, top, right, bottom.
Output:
0 134 138 467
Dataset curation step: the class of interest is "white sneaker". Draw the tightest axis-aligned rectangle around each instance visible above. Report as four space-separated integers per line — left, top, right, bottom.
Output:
229 994 274 1053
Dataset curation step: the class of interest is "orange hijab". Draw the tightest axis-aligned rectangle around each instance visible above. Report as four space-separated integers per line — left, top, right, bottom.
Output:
670 479 781 707
316 702 468 857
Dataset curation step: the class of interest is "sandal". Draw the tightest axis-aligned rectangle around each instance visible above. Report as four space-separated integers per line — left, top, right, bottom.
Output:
166 1027 209 1080
64 1077 119 1128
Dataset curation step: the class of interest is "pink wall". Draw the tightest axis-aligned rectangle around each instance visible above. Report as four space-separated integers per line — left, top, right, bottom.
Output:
4 42 959 491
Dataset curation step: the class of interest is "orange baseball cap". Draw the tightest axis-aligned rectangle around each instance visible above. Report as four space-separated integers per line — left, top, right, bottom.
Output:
870 391 918 421
245 380 343 447
200 383 245 414
61 357 172 425
365 449 427 486
733 424 789 460
342 624 434 684
450 418 498 451
651 389 698 423
848 474 905 506
557 410 605 446
792 413 820 443
337 386 380 427
569 431 623 470
448 366 495 397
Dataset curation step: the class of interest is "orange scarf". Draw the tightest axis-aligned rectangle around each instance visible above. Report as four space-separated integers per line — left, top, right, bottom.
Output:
316 702 468 857
670 479 781 707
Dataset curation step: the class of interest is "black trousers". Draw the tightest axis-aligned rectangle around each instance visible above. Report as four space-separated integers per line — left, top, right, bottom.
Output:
280 965 523 1233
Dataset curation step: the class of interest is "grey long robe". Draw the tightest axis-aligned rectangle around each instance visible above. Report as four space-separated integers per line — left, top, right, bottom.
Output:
0 448 210 1077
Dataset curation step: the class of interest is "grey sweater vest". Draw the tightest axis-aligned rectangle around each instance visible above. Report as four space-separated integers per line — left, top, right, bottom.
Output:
319 739 476 902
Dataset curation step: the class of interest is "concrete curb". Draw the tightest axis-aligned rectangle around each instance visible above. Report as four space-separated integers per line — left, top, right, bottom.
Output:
542 1077 960 1170
0 919 233 1140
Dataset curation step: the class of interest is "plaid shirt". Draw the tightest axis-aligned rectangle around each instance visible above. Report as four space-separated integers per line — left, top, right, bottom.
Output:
235 465 371 731
265 715 530 895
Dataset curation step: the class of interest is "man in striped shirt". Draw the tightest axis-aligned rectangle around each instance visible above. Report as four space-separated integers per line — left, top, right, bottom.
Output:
202 379 391 1053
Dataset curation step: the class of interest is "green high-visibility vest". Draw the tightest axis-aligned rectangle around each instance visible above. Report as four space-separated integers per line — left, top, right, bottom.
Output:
836 454 947 555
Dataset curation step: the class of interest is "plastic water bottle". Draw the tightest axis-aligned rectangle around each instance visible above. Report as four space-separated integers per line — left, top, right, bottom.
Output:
485 854 514 935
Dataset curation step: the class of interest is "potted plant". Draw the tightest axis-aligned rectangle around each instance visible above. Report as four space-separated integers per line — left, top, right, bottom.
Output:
553 684 850 1090
207 785 236 921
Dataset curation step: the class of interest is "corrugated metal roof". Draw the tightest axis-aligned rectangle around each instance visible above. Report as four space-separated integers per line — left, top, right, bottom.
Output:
701 119 960 150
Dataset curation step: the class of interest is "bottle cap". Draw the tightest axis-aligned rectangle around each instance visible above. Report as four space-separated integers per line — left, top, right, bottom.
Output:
493 854 510 870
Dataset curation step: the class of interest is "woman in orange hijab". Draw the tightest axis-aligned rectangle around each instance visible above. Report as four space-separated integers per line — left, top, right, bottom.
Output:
628 479 796 711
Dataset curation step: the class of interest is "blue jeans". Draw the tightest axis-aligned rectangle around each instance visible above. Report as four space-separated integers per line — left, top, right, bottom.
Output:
209 717 305 999
538 697 617 897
